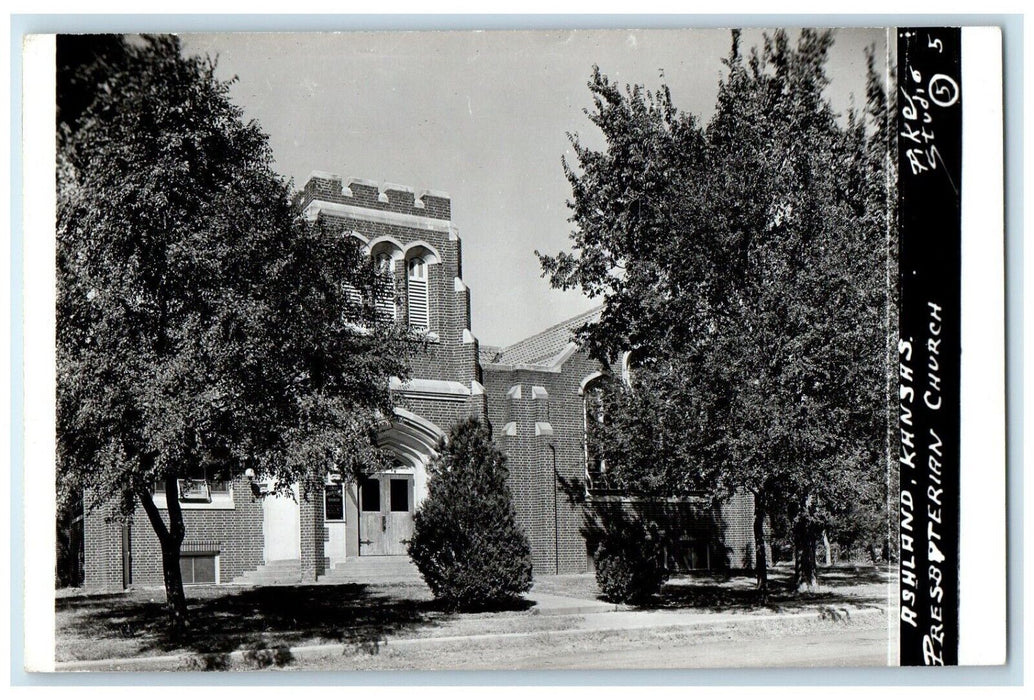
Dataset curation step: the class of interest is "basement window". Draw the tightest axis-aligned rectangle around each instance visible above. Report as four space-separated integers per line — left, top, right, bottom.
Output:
180 554 217 585
207 480 230 495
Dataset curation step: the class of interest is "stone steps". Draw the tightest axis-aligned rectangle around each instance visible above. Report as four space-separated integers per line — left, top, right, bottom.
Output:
318 555 423 584
232 556 426 586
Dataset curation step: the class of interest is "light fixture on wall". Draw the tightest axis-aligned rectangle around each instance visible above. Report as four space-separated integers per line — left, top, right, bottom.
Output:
243 467 269 497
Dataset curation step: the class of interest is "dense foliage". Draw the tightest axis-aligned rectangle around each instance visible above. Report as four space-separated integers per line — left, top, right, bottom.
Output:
538 30 892 590
592 514 668 604
57 35 412 629
407 418 533 610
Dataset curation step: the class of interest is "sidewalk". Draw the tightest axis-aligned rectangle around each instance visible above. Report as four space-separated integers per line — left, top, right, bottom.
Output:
526 591 624 616
54 590 887 672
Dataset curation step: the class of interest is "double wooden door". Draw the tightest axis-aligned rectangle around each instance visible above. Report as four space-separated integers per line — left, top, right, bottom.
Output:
358 474 414 556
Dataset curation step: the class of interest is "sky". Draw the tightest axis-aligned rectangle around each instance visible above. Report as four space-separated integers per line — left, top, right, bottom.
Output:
180 28 888 347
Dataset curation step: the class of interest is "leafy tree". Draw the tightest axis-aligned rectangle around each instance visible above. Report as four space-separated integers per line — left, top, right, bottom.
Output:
584 362 726 498
538 30 891 592
57 35 412 632
407 418 533 610
55 494 84 588
591 507 668 604
704 29 891 590
538 66 711 364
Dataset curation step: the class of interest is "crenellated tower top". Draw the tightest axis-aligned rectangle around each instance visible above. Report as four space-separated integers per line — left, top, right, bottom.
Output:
301 171 451 222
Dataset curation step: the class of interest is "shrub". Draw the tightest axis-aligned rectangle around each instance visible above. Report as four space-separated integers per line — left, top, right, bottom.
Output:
407 418 533 610
593 519 668 604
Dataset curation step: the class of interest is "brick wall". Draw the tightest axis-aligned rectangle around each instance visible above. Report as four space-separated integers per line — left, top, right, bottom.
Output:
83 476 266 589
718 490 762 570
299 484 324 582
581 497 726 572
483 349 602 575
302 176 451 221
483 346 758 575
124 476 264 586
83 499 126 591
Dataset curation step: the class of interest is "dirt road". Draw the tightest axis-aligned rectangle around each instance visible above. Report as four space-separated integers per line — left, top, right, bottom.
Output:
286 616 891 671
500 626 890 669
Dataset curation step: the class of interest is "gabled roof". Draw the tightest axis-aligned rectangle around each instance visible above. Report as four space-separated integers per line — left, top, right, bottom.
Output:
478 344 503 365
489 305 602 368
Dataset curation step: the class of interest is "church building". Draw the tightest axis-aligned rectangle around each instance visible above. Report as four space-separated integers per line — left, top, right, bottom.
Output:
82 173 755 590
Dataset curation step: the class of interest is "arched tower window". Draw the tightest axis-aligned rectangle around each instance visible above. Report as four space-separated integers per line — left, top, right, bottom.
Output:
374 253 397 323
407 256 429 331
341 233 367 318
342 282 363 316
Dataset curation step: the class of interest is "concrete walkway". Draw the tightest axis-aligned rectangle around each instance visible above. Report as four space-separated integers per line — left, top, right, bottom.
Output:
525 591 624 616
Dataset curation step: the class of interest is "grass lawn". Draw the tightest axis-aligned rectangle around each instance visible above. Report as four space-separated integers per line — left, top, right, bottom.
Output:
531 564 892 612
528 573 602 601
55 563 893 667
56 580 575 664
656 564 892 613
56 581 447 662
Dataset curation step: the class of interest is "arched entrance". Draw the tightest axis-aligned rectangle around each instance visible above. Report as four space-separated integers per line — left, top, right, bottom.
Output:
357 460 416 556
359 409 443 556
324 408 444 563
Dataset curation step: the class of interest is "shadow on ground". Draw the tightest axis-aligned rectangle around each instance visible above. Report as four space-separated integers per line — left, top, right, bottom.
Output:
645 566 891 613
532 564 891 614
57 583 452 658
447 597 536 614
807 565 892 588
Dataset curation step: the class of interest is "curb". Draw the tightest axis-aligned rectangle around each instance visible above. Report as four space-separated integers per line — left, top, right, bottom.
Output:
55 605 885 672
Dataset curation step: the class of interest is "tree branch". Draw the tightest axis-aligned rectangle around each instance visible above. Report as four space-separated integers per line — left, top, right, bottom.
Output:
164 475 186 545
135 483 169 545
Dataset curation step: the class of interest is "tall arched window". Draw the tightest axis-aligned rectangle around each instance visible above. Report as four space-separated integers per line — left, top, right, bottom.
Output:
582 375 608 491
374 253 397 322
407 256 429 331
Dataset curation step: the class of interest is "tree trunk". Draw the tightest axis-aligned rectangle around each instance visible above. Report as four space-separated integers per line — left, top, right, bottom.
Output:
822 529 832 566
160 539 189 634
137 475 190 635
753 489 768 593
793 515 819 592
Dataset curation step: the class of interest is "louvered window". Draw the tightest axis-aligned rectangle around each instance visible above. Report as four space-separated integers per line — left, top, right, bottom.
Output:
343 282 363 306
343 281 363 322
374 254 397 323
407 256 429 331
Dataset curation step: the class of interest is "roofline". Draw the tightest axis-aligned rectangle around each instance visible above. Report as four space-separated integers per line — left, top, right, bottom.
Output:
498 305 602 355
484 304 602 365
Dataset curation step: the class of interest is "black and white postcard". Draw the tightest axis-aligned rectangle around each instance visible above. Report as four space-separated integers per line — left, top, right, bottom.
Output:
19 23 1007 673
